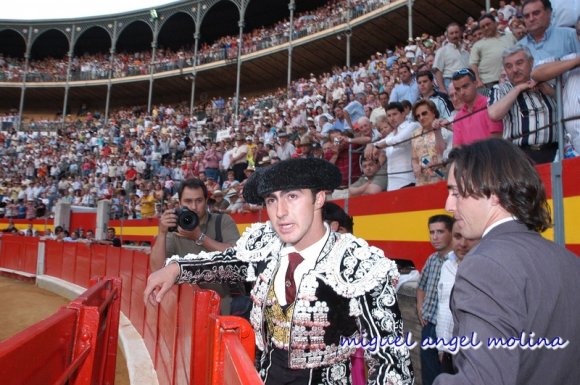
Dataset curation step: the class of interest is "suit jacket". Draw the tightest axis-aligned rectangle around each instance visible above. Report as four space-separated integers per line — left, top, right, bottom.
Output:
434 220 580 385
169 222 414 385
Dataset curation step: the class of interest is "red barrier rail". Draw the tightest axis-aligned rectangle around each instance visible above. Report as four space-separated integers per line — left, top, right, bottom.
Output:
0 235 39 274
208 316 261 385
0 238 263 385
0 277 122 385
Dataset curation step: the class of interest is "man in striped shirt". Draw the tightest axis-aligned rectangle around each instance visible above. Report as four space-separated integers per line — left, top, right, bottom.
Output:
417 70 454 121
488 45 557 164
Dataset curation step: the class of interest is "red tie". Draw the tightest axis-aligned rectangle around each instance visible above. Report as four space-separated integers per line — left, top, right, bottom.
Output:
285 252 304 304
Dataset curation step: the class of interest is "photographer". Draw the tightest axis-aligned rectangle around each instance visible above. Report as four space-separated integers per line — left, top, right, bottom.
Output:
150 178 241 314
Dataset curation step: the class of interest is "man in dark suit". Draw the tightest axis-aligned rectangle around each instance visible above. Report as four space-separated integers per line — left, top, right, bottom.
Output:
434 138 580 384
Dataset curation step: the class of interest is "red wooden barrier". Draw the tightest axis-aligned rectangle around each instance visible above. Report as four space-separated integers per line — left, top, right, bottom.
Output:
156 285 179 385
0 309 78 384
0 277 122 385
174 286 195 385
119 248 134 316
62 242 77 282
23 238 39 274
0 235 6 268
1 238 263 385
175 285 221 385
130 251 149 336
0 235 19 270
105 246 121 277
222 332 263 385
0 235 39 273
90 244 107 278
70 277 122 385
74 242 91 287
208 316 261 385
44 240 64 278
144 286 160 368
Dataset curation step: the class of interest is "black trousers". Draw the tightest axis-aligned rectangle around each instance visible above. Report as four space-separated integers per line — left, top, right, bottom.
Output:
441 352 456 374
521 143 557 165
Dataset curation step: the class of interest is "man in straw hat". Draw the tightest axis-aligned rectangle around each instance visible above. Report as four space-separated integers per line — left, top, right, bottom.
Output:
145 158 413 384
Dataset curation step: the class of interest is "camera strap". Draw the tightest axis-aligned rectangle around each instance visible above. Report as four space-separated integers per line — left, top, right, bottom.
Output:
206 213 223 243
214 213 223 243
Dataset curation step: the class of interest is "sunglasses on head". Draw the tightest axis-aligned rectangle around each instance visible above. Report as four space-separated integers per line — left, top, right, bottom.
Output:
452 68 476 81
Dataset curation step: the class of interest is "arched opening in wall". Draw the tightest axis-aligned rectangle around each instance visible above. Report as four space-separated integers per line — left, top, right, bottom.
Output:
29 29 68 61
113 20 153 89
73 26 112 83
199 0 240 58
115 20 153 60
0 29 26 88
243 0 329 33
157 11 195 55
0 28 26 59
195 0 241 98
75 26 111 56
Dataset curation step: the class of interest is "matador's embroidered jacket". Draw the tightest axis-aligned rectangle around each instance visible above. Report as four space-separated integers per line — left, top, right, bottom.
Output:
167 222 414 385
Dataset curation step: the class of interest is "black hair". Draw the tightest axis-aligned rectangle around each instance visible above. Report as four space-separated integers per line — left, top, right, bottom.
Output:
448 138 551 232
398 64 412 74
386 102 405 113
400 100 413 111
412 99 440 120
522 0 552 11
322 202 354 233
478 13 497 24
416 70 434 82
178 178 208 200
446 22 462 32
428 214 454 232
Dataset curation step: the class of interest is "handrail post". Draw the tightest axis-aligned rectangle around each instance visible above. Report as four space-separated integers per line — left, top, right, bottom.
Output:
345 142 353 214
551 75 565 245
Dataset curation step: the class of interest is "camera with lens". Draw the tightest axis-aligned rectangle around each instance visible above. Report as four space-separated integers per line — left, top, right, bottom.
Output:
168 207 199 232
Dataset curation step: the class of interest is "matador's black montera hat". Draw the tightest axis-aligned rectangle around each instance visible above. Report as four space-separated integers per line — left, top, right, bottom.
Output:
243 158 342 204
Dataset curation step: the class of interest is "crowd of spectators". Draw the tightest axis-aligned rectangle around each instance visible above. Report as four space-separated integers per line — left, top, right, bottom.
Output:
0 0 579 227
1 218 122 247
0 0 386 83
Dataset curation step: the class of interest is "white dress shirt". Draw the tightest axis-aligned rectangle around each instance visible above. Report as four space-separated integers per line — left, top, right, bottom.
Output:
274 225 330 306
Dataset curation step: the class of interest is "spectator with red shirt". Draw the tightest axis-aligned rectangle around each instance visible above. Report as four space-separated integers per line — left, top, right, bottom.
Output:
125 163 137 182
324 129 361 187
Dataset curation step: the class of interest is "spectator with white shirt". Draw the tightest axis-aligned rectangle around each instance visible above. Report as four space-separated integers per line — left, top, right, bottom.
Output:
370 102 419 190
435 221 479 374
432 23 471 93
